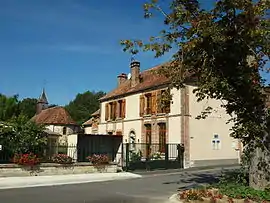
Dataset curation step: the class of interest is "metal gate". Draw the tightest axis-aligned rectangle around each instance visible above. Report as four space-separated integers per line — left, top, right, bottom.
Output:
122 143 184 171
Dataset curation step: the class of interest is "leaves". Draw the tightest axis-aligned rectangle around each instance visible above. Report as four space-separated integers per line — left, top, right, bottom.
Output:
0 115 46 154
121 0 270 189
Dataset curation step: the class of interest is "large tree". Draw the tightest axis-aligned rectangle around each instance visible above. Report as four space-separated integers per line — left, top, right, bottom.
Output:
0 94 20 121
121 0 269 189
0 114 46 154
18 98 38 119
65 91 105 124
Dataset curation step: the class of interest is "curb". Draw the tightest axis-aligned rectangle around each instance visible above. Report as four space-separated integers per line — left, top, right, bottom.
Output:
137 165 240 177
167 194 181 203
0 172 142 190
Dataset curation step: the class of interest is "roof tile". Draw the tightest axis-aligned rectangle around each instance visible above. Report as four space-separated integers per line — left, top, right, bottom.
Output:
32 106 77 125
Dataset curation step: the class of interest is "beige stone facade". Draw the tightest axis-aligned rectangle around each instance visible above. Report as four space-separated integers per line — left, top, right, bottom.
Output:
97 61 241 168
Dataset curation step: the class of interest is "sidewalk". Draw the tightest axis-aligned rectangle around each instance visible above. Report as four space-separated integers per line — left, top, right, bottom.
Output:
0 172 142 190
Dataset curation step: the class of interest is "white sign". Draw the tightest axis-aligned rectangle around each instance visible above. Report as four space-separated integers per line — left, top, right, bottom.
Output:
0 145 2 151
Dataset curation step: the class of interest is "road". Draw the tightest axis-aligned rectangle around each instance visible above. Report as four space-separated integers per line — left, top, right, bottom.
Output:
0 168 229 203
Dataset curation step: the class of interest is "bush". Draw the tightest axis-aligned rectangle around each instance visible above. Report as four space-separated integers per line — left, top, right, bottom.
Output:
130 150 142 162
52 154 73 164
13 153 40 166
210 168 270 201
87 154 109 165
219 168 249 186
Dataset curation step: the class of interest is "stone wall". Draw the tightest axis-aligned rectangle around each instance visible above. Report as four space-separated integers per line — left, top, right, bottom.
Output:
0 163 117 177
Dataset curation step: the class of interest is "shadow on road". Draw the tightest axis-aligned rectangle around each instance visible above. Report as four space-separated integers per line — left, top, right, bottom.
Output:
162 171 220 190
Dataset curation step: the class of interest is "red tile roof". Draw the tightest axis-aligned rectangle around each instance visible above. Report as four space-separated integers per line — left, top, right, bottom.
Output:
32 106 77 125
100 64 170 101
82 117 93 126
91 109 100 116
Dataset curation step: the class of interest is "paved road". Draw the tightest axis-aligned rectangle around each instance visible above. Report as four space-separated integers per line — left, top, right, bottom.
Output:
0 168 230 203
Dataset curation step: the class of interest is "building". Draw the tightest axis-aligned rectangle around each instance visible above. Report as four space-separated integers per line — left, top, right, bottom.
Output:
97 60 241 168
82 109 100 134
32 89 79 146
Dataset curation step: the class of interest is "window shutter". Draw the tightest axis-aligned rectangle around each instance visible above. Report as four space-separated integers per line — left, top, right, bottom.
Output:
165 100 171 114
113 101 117 120
157 90 162 113
122 99 126 118
105 103 109 121
151 92 157 115
139 95 145 117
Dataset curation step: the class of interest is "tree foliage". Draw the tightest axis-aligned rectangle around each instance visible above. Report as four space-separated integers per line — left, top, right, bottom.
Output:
121 0 270 189
65 91 105 124
0 94 20 121
18 98 37 119
0 115 46 154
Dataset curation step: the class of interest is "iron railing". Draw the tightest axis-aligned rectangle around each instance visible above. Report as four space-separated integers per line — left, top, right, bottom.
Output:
122 143 184 171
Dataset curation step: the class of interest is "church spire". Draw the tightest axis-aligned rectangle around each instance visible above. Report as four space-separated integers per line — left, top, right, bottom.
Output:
38 88 48 104
36 88 49 114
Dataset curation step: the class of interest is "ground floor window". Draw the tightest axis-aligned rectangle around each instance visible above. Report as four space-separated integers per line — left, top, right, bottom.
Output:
158 123 166 153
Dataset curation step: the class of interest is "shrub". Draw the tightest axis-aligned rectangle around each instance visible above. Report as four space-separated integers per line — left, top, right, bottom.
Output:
130 150 142 162
13 153 40 166
87 154 109 165
52 154 73 164
210 168 270 201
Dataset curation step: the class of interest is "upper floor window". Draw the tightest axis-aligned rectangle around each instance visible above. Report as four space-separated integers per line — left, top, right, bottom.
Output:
145 93 152 115
105 99 126 121
139 89 170 117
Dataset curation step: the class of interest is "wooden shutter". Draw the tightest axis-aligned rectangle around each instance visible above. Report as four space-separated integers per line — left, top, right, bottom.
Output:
113 101 117 120
165 98 171 114
139 95 145 117
157 90 162 114
105 103 109 121
122 99 126 118
151 92 157 115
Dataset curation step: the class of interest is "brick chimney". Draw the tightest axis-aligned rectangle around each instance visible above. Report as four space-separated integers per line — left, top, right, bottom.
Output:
117 73 127 86
130 60 140 87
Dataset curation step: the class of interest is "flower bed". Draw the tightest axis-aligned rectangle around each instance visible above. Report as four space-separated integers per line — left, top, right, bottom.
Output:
52 154 73 165
13 153 40 166
178 188 270 203
86 154 110 172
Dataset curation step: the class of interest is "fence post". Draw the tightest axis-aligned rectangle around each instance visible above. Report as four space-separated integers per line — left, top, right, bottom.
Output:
125 143 130 171
165 144 169 169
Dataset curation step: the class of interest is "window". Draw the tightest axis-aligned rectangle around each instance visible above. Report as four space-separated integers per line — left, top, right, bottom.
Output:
212 134 221 150
129 131 136 151
63 127 67 135
105 100 125 121
145 124 152 144
117 99 126 118
118 100 123 118
158 123 166 153
145 94 152 115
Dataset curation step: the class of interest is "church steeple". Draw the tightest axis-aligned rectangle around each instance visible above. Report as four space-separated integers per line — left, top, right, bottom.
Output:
36 88 49 114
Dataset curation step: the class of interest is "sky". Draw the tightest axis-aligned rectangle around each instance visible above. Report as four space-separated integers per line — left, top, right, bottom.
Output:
0 0 268 106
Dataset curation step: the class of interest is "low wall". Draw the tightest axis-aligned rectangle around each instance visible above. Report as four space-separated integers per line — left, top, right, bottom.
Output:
0 162 117 177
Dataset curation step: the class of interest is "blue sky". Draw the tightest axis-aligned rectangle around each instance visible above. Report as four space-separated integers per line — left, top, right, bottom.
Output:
0 0 268 105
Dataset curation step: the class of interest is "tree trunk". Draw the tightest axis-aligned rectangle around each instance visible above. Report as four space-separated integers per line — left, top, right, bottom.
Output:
249 146 270 190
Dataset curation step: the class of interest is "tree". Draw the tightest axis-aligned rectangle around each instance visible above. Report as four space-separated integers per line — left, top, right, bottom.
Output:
65 91 105 124
0 114 46 154
0 94 20 121
18 98 38 119
121 0 269 189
